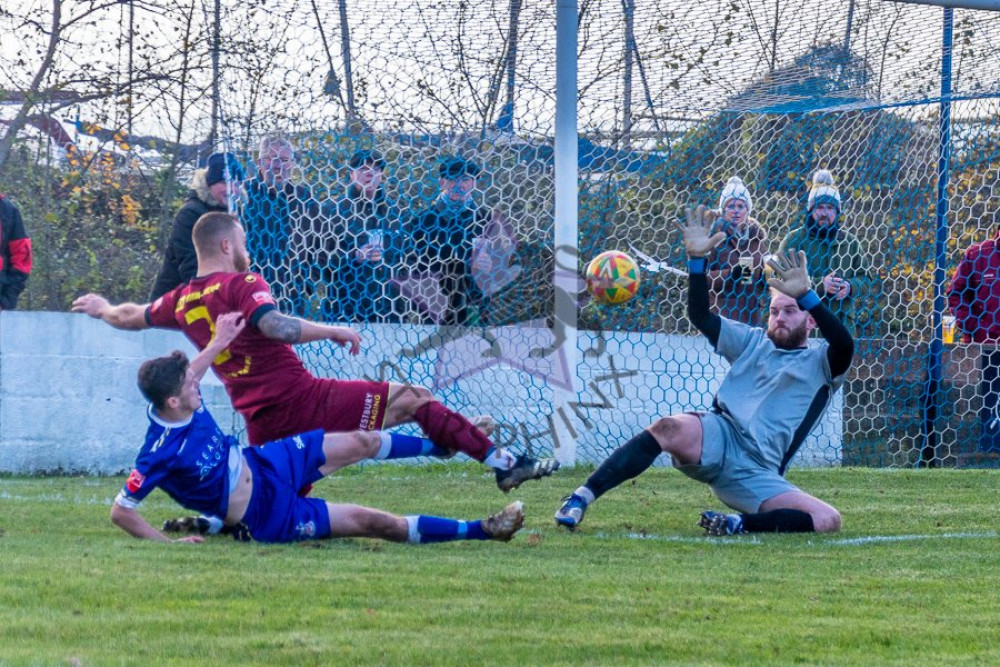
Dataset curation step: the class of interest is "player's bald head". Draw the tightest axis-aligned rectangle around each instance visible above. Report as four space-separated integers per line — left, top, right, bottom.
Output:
192 212 241 257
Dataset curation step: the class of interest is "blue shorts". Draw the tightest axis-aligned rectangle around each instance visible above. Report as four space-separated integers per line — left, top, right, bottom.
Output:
241 430 331 543
672 412 801 513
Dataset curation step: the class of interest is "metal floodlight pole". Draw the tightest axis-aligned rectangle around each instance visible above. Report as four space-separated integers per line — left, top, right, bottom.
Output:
843 0 855 56
554 0 579 467
209 0 221 151
339 0 356 119
622 0 634 145
921 7 954 467
504 0 521 124
127 0 135 135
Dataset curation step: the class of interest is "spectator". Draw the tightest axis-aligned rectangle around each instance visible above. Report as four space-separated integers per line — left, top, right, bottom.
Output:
470 209 522 302
242 135 320 315
298 148 406 323
408 157 492 325
778 169 873 334
150 152 244 300
948 229 1000 343
948 229 1000 451
706 176 768 325
0 194 32 310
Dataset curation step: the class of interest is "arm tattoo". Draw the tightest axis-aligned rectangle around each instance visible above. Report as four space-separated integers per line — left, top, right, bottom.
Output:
257 311 302 343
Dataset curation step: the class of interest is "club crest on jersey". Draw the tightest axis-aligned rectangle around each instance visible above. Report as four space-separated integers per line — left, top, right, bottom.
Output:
126 469 146 493
245 275 257 283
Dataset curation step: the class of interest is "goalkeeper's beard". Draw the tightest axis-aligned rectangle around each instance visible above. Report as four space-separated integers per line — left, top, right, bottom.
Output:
767 321 809 349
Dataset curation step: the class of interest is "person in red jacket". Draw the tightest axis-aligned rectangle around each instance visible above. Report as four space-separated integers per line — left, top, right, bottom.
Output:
948 234 1000 343
0 194 33 310
948 233 1000 451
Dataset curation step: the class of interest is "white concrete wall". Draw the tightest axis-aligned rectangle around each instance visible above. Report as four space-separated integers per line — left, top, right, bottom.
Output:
0 311 237 474
0 311 841 473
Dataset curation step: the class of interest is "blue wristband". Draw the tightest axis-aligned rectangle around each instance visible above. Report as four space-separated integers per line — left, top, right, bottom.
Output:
688 257 707 274
796 290 821 310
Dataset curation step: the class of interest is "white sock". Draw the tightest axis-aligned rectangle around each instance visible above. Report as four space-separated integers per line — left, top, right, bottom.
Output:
574 487 596 505
483 448 517 471
374 432 393 460
404 515 420 544
202 515 224 535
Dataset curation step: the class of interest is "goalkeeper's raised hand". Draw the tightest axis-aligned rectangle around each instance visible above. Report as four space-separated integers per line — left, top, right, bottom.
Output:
766 250 811 298
675 205 726 258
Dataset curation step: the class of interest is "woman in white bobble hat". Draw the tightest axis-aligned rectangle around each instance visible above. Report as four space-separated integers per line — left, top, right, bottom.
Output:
706 176 769 324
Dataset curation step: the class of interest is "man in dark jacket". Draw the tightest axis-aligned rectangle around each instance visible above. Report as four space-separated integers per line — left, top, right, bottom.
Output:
408 157 491 325
777 169 874 335
0 194 32 310
150 152 244 300
241 135 319 315
329 149 406 322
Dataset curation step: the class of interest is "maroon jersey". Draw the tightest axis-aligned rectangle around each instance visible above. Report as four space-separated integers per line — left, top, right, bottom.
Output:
146 272 313 419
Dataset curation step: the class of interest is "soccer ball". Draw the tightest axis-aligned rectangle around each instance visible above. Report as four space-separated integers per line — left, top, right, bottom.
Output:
585 251 640 305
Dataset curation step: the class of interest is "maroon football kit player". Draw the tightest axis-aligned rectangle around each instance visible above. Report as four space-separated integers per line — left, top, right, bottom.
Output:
146 271 390 446
73 211 561 497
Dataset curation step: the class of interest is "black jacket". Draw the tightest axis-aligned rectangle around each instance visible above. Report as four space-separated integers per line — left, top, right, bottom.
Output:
150 176 227 300
0 195 32 310
408 199 490 325
242 176 320 312
330 188 406 322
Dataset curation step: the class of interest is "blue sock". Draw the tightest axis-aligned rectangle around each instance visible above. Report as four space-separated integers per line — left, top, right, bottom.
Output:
405 515 489 543
375 433 451 460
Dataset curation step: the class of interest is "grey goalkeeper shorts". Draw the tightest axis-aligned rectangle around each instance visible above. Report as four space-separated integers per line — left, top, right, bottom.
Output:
671 411 801 513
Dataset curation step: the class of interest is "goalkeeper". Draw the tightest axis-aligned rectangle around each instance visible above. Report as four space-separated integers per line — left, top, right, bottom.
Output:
555 206 854 536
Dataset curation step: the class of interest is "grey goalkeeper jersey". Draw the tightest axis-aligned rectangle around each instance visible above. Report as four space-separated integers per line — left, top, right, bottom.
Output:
712 317 847 473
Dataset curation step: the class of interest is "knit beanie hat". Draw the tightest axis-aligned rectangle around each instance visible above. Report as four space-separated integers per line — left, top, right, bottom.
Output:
718 176 753 214
349 148 387 170
807 169 841 211
205 152 245 186
439 157 481 179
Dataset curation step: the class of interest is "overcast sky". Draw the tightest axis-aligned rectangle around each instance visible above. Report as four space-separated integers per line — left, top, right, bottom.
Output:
3 0 998 146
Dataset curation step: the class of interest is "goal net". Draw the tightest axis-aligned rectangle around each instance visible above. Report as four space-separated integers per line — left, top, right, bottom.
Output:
217 0 1000 467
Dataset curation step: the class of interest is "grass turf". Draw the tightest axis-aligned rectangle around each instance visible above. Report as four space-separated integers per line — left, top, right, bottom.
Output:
1 465 998 665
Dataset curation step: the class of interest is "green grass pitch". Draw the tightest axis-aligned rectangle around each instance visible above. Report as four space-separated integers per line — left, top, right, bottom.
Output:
1 464 998 665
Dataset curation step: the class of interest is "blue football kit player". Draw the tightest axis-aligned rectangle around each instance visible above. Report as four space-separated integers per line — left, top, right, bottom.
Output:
111 313 525 545
554 206 854 536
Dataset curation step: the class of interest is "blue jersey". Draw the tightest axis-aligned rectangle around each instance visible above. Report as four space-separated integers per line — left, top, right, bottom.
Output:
116 402 241 519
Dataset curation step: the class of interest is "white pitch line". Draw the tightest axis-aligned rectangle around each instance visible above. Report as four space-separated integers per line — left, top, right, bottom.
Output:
584 531 764 545
0 491 113 506
821 531 997 546
559 530 998 546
